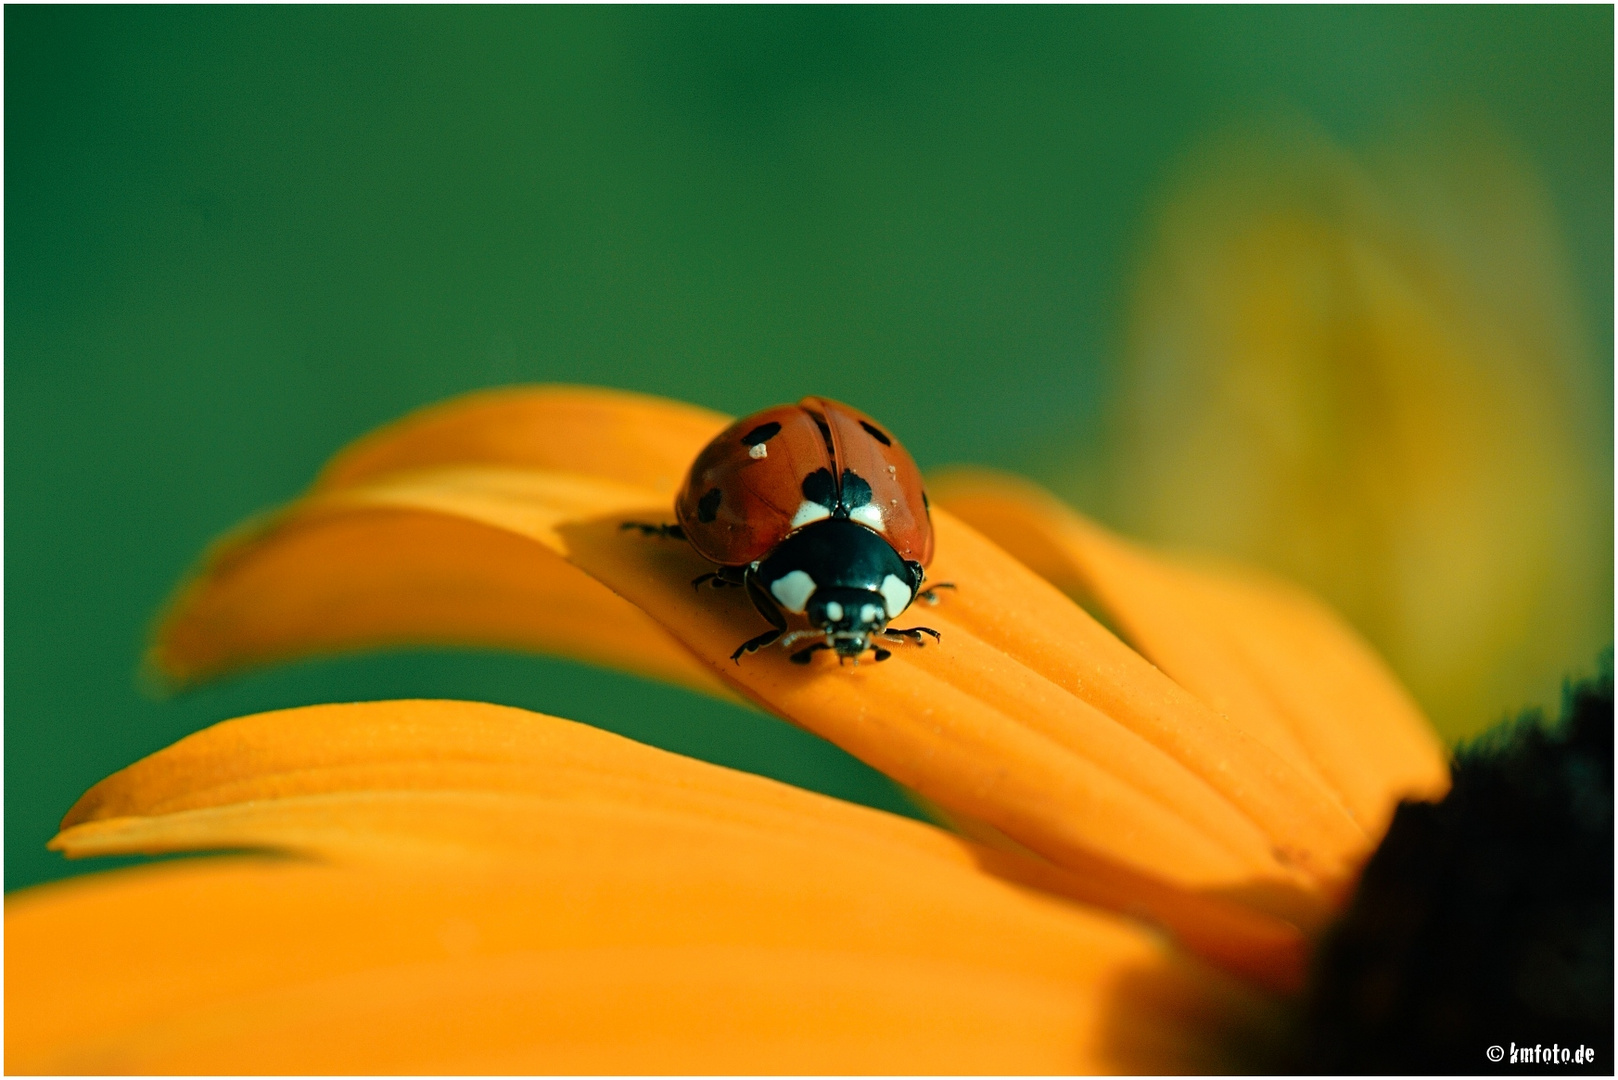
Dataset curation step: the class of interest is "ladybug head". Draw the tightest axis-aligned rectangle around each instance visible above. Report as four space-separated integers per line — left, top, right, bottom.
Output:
805 587 890 657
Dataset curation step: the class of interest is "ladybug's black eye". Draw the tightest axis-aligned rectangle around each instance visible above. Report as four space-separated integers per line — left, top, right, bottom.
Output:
740 421 781 446
697 487 723 523
859 420 892 446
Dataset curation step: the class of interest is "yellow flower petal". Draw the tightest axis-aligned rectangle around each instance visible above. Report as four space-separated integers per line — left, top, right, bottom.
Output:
1103 119 1610 740
12 701 1272 1074
930 468 1450 836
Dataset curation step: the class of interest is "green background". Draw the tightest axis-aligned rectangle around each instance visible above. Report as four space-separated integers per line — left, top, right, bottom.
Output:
7 7 1612 892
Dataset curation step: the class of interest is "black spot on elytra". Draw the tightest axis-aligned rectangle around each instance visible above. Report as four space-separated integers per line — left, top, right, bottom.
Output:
805 410 837 458
859 420 892 446
800 468 837 508
801 467 875 519
740 421 781 446
839 469 873 511
697 487 722 523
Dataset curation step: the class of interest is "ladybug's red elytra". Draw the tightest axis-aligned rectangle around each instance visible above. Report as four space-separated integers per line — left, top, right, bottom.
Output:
626 397 951 665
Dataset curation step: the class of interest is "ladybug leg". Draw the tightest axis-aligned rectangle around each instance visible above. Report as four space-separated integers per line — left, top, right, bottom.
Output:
731 575 788 663
620 521 687 541
917 582 956 605
882 626 942 647
732 628 784 662
789 642 833 665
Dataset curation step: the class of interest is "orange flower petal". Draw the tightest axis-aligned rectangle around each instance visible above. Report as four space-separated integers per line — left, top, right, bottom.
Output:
930 468 1450 836
151 472 732 698
918 514 1372 881
12 701 1273 1074
53 693 1309 991
8 862 1261 1075
312 384 728 496
145 388 1394 988
205 468 1335 908
151 386 731 691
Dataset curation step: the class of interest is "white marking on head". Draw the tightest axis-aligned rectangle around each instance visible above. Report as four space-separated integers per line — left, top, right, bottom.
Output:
850 504 886 531
860 603 883 625
749 442 768 459
879 574 913 618
769 570 817 614
790 501 833 529
824 600 844 622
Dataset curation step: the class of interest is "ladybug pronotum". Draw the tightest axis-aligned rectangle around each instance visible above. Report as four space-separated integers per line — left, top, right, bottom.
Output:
627 396 950 665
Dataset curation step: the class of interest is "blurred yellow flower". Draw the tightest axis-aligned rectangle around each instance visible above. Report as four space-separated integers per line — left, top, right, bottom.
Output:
7 388 1449 1072
1091 113 1612 740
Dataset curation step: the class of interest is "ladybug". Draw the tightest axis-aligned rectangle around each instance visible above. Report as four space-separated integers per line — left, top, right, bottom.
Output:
627 397 950 665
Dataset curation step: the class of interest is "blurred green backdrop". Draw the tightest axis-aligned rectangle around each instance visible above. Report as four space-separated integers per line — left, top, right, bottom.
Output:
7 7 1611 892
